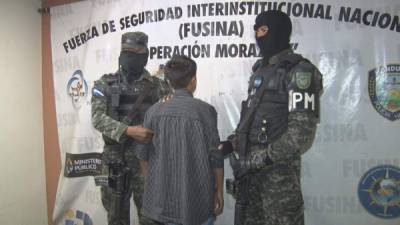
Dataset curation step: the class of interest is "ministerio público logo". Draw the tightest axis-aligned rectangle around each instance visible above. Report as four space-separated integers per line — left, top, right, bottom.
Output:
65 158 74 175
67 70 88 109
358 165 400 219
64 209 93 225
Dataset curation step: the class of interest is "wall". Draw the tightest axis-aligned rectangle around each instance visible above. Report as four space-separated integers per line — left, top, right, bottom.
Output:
0 0 47 225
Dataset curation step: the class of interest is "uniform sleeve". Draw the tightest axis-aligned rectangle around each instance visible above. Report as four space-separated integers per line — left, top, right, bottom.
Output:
207 106 223 169
91 78 128 143
267 63 322 162
267 112 317 162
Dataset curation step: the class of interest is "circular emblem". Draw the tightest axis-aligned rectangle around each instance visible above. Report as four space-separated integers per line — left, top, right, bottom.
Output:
295 72 312 90
67 70 88 109
358 165 400 219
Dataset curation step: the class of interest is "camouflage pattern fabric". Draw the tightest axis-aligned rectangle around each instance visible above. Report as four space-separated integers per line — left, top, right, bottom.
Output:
242 156 304 225
242 113 317 225
91 69 169 225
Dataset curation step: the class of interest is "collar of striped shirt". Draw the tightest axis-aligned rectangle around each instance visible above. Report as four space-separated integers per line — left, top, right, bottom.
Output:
173 88 193 97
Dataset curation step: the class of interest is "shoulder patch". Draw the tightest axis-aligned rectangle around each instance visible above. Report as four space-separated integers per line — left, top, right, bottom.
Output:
92 88 105 97
253 75 263 89
295 72 312 90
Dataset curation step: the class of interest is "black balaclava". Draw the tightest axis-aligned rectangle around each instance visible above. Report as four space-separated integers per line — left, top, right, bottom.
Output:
119 51 148 80
254 10 292 62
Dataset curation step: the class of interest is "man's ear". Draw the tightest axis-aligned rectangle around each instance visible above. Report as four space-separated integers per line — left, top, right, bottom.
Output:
187 75 197 93
191 75 197 82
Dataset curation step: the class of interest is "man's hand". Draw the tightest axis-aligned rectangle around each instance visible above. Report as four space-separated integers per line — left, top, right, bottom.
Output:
160 94 173 102
125 125 154 143
214 190 224 216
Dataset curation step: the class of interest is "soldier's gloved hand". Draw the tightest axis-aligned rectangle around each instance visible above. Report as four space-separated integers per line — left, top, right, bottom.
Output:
248 149 272 170
229 152 240 171
229 153 249 178
219 141 234 157
229 150 273 178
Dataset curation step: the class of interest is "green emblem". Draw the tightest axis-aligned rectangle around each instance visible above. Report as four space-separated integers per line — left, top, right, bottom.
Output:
295 72 312 90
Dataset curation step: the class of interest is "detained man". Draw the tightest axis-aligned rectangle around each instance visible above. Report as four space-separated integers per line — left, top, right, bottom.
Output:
136 55 224 225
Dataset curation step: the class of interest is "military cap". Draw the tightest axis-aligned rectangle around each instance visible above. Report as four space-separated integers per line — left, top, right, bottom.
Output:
121 31 148 53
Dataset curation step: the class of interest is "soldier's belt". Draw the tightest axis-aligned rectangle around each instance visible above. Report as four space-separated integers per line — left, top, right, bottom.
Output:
247 143 268 150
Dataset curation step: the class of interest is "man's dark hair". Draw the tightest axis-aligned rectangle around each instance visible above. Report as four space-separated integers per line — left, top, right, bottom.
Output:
165 55 197 89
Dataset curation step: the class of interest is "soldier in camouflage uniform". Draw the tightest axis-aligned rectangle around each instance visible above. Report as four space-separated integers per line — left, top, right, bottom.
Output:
91 32 168 225
222 11 323 225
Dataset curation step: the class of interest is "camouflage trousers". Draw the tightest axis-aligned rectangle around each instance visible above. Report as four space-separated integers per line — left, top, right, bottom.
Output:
101 146 160 225
241 163 304 225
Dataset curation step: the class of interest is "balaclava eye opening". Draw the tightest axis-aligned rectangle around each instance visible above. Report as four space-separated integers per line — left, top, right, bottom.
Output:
119 51 148 80
254 10 292 62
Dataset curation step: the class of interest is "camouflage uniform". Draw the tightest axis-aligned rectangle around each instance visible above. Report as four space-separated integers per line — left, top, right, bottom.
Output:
91 32 168 225
230 49 323 225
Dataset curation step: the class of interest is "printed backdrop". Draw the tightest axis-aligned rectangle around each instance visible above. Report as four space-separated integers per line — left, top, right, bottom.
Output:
50 0 400 224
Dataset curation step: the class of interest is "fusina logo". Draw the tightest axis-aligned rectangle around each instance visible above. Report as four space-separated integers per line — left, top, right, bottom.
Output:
64 209 93 225
358 165 400 219
67 70 88 108
368 64 400 121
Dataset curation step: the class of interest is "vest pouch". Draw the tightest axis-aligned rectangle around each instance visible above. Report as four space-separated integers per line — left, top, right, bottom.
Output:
110 84 121 107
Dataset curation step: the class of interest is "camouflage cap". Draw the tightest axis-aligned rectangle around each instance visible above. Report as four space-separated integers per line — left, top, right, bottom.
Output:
121 32 148 54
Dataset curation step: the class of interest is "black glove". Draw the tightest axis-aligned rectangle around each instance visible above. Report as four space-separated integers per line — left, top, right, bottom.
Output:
229 150 273 178
220 140 234 156
229 153 248 178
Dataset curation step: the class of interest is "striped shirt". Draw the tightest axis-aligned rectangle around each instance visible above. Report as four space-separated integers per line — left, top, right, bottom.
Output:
137 89 223 225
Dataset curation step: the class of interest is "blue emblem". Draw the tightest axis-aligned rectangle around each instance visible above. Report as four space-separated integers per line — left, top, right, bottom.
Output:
67 70 88 109
92 88 104 97
253 75 263 89
358 165 400 219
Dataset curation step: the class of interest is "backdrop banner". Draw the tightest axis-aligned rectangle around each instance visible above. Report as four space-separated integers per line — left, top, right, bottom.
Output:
50 0 400 224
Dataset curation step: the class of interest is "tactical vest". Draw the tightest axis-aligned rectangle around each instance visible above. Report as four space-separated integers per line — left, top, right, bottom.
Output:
102 72 158 145
245 54 305 145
